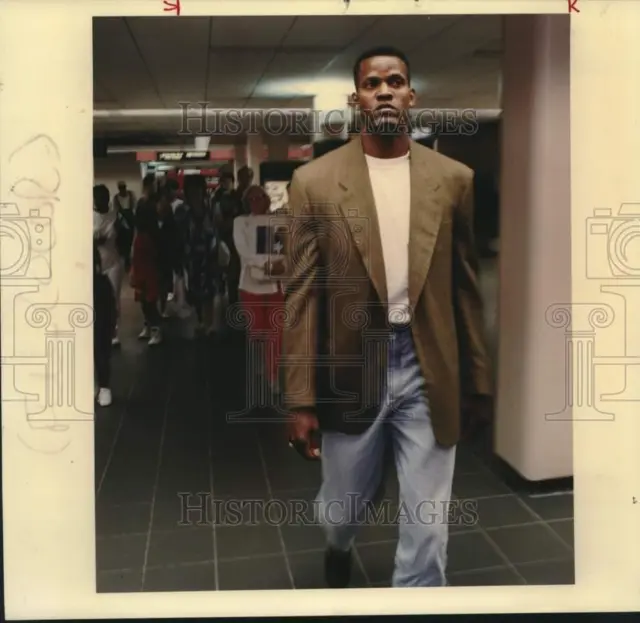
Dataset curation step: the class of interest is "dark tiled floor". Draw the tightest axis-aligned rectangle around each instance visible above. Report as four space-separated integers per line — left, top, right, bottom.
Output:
95 287 575 592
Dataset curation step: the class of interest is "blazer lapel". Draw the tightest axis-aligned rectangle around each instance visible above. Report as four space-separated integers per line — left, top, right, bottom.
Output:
333 138 446 313
407 141 446 310
336 138 388 307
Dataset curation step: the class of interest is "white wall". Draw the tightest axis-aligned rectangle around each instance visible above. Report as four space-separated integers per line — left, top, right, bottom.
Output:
494 14 572 481
93 153 142 201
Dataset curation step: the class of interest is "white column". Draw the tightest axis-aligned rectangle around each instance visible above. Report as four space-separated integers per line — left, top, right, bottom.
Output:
246 133 263 185
194 135 210 151
265 134 289 161
494 15 572 481
312 92 350 143
233 143 247 179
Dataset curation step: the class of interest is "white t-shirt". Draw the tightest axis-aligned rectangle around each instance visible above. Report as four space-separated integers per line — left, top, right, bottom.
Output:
365 152 411 325
114 192 134 212
93 208 121 272
171 198 184 214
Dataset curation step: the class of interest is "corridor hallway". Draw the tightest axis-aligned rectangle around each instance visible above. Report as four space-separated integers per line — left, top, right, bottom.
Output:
95 269 574 592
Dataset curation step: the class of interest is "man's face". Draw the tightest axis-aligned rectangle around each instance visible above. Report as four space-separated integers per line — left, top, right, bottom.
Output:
352 55 415 135
118 183 126 195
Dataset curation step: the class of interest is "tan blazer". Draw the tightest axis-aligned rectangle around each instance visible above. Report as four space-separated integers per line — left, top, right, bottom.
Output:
280 136 492 447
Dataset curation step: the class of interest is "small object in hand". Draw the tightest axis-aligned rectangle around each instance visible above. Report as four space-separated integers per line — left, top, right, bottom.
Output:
289 437 320 459
270 259 286 276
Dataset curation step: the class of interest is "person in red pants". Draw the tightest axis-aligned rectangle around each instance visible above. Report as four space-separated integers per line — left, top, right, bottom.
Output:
233 185 288 398
130 197 163 346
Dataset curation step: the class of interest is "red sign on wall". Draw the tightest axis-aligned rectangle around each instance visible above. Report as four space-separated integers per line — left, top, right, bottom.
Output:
136 151 157 162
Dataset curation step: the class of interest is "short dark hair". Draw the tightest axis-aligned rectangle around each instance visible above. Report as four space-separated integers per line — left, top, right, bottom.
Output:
352 46 411 87
93 184 110 206
157 186 173 203
166 177 179 192
142 173 156 189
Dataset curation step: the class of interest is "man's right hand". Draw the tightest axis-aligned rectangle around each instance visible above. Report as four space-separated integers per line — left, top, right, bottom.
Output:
286 411 320 460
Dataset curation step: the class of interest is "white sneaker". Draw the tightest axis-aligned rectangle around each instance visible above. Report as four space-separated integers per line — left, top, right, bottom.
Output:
97 387 112 407
138 326 150 340
148 327 162 346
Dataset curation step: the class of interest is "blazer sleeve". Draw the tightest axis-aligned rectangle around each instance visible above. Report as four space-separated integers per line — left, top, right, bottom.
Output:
280 173 320 412
452 173 493 397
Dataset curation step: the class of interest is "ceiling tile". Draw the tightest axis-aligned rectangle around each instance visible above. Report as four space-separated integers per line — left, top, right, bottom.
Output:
411 15 503 73
209 16 295 47
94 15 503 134
93 17 162 107
282 16 379 48
126 17 210 106
350 15 459 55
206 51 274 100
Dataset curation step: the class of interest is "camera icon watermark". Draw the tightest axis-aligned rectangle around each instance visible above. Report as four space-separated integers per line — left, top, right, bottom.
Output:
0 201 52 279
586 203 640 279
280 204 372 282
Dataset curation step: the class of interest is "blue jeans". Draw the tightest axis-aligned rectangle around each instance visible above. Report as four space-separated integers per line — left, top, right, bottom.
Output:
316 326 456 587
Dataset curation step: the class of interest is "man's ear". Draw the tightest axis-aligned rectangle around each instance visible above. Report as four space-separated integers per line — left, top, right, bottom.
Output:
349 92 359 108
409 88 417 108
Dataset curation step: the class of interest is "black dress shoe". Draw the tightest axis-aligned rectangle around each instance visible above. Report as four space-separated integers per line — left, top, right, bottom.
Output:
324 547 352 588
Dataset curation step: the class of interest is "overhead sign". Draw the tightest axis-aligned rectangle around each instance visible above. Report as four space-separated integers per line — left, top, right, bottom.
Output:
157 151 210 162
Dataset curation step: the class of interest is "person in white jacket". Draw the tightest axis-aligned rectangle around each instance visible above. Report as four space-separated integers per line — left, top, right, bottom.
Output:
233 185 288 395
93 184 125 346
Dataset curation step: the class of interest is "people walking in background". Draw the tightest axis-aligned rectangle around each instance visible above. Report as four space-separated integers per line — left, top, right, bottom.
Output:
213 171 242 309
167 177 191 317
131 198 163 346
233 185 287 394
138 173 157 213
93 244 117 407
236 165 254 206
153 189 180 319
113 181 136 271
166 177 184 214
93 184 125 347
185 187 218 335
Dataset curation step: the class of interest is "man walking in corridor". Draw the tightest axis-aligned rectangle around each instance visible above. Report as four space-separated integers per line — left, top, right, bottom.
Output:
281 46 493 588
